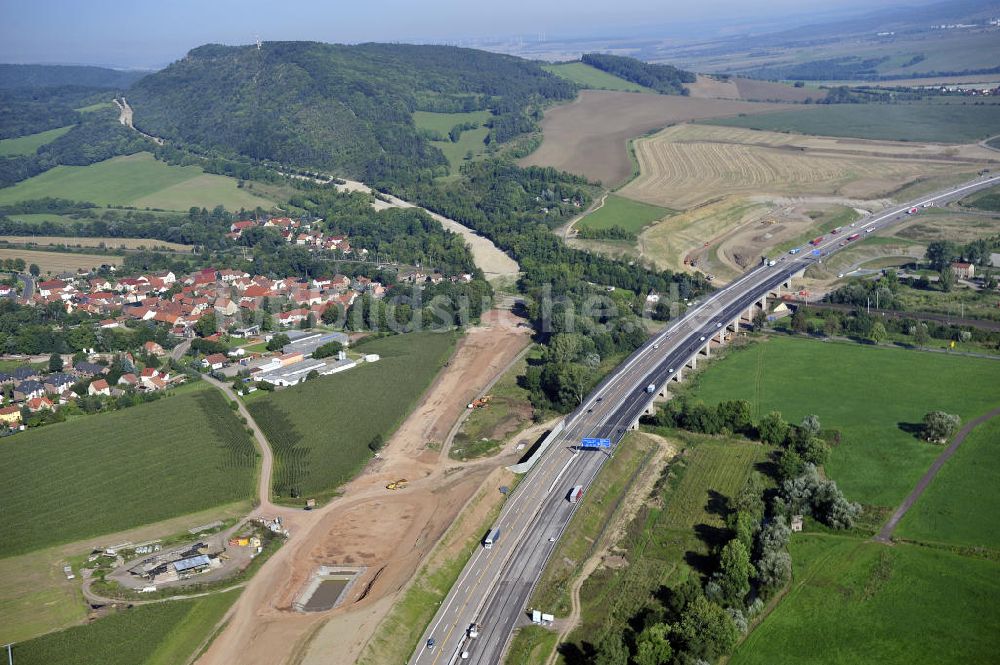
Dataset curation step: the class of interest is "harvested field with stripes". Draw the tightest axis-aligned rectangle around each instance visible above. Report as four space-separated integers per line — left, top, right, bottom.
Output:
620 124 992 209
519 91 787 186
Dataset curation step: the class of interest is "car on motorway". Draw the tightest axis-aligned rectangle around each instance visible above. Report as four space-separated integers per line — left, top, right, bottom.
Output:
653 343 659 349
426 638 436 651
668 368 674 373
716 322 722 328
700 336 706 341
789 247 801 254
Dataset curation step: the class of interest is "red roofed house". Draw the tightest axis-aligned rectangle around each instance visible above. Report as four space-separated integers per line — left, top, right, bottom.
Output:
143 341 166 357
88 379 111 396
201 353 228 371
26 396 54 412
951 262 975 280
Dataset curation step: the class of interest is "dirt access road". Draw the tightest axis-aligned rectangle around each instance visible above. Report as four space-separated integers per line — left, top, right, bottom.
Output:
874 405 1000 543
195 308 532 665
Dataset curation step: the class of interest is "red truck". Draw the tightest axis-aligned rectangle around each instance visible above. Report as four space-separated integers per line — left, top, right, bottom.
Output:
809 236 825 246
846 233 860 241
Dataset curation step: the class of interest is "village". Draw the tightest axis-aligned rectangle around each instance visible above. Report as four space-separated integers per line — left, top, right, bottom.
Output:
0 218 477 435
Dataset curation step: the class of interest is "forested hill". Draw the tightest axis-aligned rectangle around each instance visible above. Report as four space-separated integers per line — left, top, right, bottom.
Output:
0 64 148 89
126 42 576 181
581 53 695 95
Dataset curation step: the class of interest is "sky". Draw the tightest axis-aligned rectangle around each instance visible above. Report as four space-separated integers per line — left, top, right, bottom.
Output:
0 0 932 70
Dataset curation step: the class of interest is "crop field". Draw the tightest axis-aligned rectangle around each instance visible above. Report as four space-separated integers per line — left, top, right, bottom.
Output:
731 537 1000 665
519 91 786 186
11 588 241 665
563 436 769 655
0 125 72 156
688 337 1000 509
576 194 672 234
896 417 1000 550
248 332 456 501
699 102 1000 143
0 235 194 252
619 124 979 209
0 385 257 558
0 247 123 274
542 62 652 92
0 152 274 210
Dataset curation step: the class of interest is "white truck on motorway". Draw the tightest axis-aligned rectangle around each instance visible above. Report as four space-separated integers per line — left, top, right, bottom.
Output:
483 528 500 549
568 485 584 503
645 384 656 394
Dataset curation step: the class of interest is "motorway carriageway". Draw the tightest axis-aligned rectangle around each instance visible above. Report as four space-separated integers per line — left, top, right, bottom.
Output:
410 173 1000 665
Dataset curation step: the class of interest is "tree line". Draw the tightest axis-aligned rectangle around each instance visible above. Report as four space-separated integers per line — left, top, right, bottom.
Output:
581 53 695 95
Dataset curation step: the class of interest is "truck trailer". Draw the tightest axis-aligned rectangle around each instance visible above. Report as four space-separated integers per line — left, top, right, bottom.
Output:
483 528 500 549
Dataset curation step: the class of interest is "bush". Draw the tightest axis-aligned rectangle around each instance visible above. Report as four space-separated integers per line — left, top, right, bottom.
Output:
922 411 961 443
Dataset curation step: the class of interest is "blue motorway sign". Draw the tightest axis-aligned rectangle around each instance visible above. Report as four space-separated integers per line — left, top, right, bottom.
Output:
581 437 612 449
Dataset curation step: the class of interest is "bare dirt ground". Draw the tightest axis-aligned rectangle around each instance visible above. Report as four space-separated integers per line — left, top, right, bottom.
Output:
519 91 788 186
194 311 532 665
334 179 520 280
686 75 827 103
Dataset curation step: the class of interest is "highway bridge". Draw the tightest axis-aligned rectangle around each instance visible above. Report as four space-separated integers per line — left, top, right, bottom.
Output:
410 172 1000 665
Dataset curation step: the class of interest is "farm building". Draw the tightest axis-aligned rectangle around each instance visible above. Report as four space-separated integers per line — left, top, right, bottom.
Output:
951 262 975 279
257 357 358 387
281 331 349 356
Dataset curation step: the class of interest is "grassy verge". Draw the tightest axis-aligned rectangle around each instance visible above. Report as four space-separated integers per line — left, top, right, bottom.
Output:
531 433 659 615
10 588 242 665
247 331 457 504
505 625 561 665
0 384 258 558
356 471 515 665
769 206 860 256
557 434 770 657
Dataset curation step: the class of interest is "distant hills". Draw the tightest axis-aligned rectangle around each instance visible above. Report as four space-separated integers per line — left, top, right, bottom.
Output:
125 42 576 181
0 64 148 89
